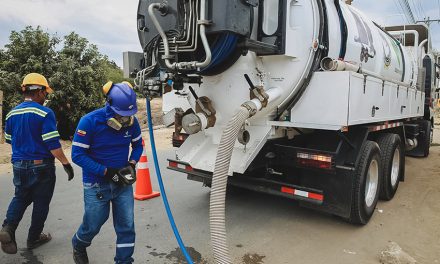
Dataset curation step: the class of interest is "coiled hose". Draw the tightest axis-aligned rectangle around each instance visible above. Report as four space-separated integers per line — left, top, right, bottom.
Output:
146 99 194 264
210 106 253 264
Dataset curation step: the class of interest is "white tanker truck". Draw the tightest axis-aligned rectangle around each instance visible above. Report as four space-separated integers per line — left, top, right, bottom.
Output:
131 0 436 229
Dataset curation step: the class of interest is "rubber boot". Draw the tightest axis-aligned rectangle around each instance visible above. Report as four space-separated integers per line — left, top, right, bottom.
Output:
73 247 89 264
27 232 52 249
0 225 17 254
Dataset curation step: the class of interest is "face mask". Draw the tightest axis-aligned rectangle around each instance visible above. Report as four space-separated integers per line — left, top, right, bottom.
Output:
107 115 134 131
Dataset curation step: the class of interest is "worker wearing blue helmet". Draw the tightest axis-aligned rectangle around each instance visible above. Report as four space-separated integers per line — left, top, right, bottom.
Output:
71 82 143 264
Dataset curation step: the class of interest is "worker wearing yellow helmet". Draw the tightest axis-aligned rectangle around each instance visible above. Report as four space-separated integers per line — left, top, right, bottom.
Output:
20 73 54 95
0 73 74 254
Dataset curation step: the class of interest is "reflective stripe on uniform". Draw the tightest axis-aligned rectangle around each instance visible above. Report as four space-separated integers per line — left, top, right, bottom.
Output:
4 133 11 140
72 142 90 149
75 233 91 244
6 107 48 120
42 131 60 141
131 134 142 142
116 243 135 248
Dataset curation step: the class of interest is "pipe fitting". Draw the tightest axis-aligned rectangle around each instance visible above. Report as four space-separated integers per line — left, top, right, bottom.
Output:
241 101 258 117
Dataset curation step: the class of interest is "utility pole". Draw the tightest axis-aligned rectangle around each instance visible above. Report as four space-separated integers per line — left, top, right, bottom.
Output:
416 18 440 26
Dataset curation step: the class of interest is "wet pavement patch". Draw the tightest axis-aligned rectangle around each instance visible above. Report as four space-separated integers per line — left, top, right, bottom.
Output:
149 251 167 258
242 253 265 264
148 247 207 264
166 247 207 264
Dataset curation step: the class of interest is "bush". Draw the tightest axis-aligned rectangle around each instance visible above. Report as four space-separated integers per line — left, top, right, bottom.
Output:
0 26 127 139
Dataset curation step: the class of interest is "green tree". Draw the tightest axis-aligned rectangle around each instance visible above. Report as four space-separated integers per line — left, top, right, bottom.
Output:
48 32 108 138
0 27 126 139
0 26 59 116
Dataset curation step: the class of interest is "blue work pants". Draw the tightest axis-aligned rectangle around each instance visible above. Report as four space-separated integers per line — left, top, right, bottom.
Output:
72 182 135 264
2 160 56 241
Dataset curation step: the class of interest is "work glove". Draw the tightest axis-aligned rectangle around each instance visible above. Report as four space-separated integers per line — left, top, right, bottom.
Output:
63 163 74 181
129 162 136 171
117 165 137 185
104 167 121 185
105 166 136 186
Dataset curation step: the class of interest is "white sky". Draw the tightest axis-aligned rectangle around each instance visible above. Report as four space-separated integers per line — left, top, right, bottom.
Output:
0 0 439 67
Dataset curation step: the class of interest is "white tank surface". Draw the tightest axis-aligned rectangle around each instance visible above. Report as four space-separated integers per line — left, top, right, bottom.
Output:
161 0 421 124
136 0 429 174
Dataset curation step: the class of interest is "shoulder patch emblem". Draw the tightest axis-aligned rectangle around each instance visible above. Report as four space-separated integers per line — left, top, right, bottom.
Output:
77 130 87 136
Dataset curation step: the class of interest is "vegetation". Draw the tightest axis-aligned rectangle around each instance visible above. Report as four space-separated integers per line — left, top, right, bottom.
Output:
0 26 128 139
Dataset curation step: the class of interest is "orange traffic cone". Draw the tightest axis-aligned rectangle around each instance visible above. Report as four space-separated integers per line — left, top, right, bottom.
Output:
134 139 160 200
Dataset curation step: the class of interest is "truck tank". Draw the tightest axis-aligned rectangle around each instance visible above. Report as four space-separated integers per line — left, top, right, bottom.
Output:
135 0 422 175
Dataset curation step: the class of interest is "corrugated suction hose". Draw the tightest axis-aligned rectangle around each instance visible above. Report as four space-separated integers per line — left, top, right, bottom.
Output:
210 106 254 264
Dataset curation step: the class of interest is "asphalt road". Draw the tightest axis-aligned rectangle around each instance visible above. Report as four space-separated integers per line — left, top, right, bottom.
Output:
1 147 439 264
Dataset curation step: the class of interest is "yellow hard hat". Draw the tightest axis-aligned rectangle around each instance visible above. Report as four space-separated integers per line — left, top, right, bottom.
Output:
21 73 54 94
102 81 134 96
122 81 133 88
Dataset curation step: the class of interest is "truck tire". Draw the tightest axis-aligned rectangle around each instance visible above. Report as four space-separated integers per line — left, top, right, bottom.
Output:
349 141 382 225
376 134 404 201
421 120 432 157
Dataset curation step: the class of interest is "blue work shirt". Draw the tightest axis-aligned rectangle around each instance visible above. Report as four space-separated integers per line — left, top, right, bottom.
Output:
5 101 61 162
71 105 143 183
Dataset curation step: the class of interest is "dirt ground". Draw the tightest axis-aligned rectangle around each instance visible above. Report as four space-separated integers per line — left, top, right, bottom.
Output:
136 98 164 130
0 107 439 262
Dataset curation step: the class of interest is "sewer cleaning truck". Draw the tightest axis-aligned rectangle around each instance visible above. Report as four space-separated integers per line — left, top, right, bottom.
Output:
129 0 436 262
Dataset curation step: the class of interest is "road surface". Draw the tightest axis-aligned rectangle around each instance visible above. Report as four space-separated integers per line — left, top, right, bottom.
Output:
1 144 439 264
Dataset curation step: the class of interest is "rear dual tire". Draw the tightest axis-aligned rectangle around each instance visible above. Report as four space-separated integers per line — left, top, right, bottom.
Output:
376 134 404 201
349 141 382 225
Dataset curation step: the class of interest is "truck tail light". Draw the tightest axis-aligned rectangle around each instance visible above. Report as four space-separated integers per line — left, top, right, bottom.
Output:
172 132 189 147
297 152 333 170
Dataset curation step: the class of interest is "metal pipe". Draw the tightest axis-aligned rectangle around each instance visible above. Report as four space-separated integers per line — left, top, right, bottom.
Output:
419 39 428 66
321 57 412 88
148 3 175 69
193 0 212 68
168 0 194 45
388 30 419 59
149 0 211 70
419 39 428 51
160 0 199 52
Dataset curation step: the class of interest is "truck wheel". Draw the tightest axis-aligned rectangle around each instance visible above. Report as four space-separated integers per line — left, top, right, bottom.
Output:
376 134 404 201
421 120 432 157
349 141 382 225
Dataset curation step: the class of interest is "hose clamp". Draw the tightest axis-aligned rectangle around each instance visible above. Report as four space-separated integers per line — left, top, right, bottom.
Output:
241 101 257 117
250 86 269 108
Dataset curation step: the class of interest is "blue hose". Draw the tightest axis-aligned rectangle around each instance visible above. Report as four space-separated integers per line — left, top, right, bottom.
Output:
146 99 194 264
200 33 238 73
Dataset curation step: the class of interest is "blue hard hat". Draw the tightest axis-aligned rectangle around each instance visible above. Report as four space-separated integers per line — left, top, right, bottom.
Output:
106 83 138 116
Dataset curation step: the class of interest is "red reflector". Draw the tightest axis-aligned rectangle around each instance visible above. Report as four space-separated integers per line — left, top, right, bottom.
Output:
297 158 332 169
281 186 295 194
281 186 324 202
308 192 324 201
185 165 193 171
298 159 332 169
169 161 178 168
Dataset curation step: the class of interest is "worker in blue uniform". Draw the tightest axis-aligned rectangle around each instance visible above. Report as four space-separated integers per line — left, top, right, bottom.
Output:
0 73 74 254
71 81 143 264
